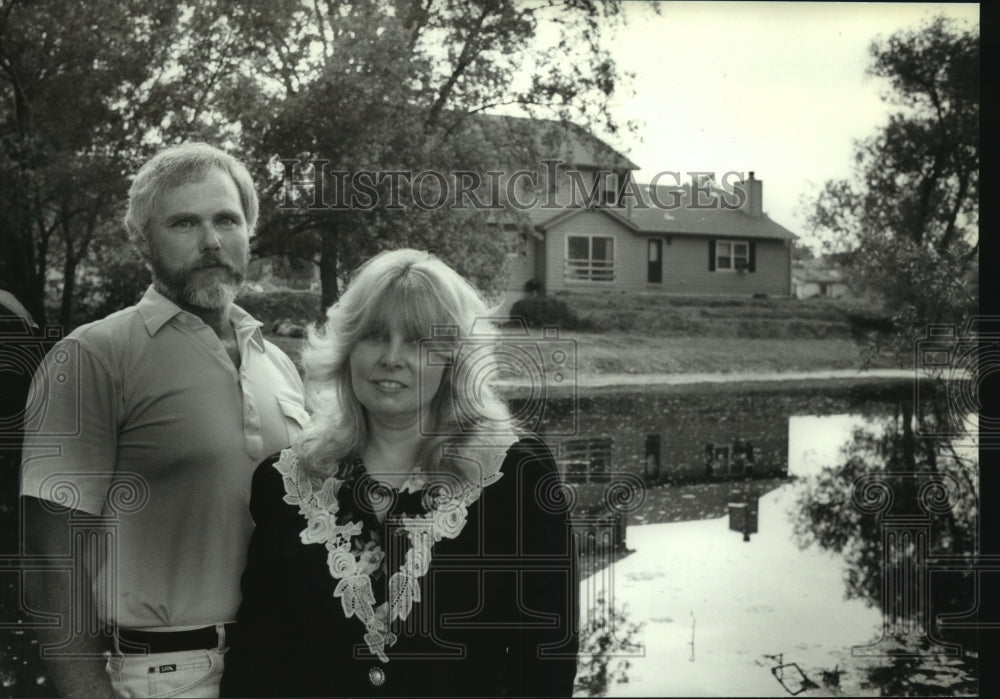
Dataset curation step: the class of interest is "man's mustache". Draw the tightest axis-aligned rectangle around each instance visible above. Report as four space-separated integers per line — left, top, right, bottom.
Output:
194 255 242 274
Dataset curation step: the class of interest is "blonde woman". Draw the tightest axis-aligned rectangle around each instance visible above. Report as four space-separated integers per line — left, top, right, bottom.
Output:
221 249 578 697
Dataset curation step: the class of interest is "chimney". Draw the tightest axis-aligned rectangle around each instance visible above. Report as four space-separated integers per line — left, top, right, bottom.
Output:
742 171 763 218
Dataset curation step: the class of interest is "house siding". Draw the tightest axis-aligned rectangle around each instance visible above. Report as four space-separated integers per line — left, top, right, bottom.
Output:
543 212 632 293
659 236 791 296
542 211 792 296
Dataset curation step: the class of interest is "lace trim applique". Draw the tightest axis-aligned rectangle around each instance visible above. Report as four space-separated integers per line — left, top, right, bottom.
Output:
273 445 507 664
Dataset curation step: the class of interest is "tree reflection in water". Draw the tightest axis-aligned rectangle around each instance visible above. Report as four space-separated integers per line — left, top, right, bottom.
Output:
575 592 644 698
790 397 979 695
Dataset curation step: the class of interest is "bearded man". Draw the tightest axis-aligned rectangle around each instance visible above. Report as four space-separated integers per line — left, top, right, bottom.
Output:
21 143 306 698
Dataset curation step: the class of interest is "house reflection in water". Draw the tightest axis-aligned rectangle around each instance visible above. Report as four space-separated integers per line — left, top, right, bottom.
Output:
522 386 804 491
506 379 915 524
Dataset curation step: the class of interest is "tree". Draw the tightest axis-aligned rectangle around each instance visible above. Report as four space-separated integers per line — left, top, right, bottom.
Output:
218 0 635 312
0 0 257 327
2 0 638 325
805 15 979 365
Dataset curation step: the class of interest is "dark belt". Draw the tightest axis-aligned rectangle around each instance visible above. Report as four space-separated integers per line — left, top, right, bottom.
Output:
117 623 236 654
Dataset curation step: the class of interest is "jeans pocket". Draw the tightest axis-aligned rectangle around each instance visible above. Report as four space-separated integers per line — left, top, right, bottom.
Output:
110 649 222 698
148 650 220 699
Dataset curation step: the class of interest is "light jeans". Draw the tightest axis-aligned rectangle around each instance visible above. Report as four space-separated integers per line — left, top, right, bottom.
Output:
106 648 226 698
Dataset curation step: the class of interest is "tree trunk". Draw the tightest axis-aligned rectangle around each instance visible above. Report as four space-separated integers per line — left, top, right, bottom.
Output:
25 275 47 329
3 237 48 327
59 254 77 331
901 401 915 471
319 219 340 318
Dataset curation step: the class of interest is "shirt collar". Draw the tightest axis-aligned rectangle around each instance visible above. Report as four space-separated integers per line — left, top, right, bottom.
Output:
228 302 266 353
136 286 184 335
136 285 265 352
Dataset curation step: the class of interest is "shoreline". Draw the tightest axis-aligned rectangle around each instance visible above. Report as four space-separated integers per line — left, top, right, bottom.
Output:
495 368 915 396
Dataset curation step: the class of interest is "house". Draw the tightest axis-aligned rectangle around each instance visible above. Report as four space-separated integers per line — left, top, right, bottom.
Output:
492 121 798 308
792 257 853 299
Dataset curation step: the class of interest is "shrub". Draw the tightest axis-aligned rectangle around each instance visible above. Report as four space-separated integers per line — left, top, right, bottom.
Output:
509 295 592 330
236 289 323 327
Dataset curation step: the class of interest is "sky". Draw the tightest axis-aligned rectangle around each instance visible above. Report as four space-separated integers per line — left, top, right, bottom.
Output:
598 2 980 248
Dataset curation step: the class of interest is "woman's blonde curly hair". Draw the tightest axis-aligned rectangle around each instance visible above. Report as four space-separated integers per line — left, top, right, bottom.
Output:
296 248 519 486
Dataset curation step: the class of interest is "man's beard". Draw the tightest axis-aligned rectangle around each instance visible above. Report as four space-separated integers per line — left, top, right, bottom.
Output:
150 250 247 310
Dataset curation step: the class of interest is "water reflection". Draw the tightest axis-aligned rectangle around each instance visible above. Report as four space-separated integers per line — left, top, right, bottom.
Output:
507 380 981 696
574 593 644 698
790 400 979 695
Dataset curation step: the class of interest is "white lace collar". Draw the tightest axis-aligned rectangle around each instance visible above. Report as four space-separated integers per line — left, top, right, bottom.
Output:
274 445 508 663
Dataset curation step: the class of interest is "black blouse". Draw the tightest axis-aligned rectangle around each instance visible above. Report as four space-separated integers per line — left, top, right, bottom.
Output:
221 437 579 697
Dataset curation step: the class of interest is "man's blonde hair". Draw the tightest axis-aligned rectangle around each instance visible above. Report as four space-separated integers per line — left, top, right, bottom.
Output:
124 142 259 247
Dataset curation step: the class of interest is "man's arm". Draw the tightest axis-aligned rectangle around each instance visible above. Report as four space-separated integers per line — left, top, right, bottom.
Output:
23 496 117 698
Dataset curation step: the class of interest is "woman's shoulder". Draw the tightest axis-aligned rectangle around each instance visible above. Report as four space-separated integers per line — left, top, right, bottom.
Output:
481 435 573 552
249 448 304 522
481 434 561 501
252 449 294 490
501 435 558 474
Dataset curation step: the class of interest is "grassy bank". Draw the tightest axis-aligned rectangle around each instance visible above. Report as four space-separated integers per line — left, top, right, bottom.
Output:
260 291 896 376
565 332 875 375
266 331 881 378
513 291 896 339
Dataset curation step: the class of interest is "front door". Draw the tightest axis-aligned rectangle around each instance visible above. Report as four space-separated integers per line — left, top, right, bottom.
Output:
647 238 662 283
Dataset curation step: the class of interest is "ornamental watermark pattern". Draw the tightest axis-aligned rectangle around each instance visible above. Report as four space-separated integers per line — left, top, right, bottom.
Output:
419 318 579 438
278 159 751 212
914 316 1000 448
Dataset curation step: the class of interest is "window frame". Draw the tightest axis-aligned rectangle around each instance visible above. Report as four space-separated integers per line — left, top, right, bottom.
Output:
559 437 613 482
565 233 616 283
715 239 750 272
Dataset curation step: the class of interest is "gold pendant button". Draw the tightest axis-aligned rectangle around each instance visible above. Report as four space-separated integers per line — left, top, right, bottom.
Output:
368 666 386 687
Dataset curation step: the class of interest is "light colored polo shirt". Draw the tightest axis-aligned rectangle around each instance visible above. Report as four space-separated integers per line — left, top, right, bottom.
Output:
21 286 307 629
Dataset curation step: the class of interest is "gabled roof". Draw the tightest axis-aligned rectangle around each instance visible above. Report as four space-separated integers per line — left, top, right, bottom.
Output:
528 204 797 241
521 178 797 241
468 114 639 171
625 205 797 241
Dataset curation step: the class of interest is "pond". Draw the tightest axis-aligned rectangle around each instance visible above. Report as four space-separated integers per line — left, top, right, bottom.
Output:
0 377 981 697
508 378 981 697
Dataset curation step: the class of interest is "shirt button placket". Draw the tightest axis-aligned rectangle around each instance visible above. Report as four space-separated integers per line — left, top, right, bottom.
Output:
244 391 262 460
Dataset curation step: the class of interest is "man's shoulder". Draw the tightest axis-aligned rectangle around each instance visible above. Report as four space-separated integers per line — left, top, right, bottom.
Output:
62 304 146 354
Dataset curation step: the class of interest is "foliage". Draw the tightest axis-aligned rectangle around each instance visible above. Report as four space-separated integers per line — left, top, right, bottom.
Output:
70 230 150 326
848 234 977 368
804 15 979 367
2 0 635 326
218 0 633 312
233 289 324 328
0 0 255 327
509 295 592 330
